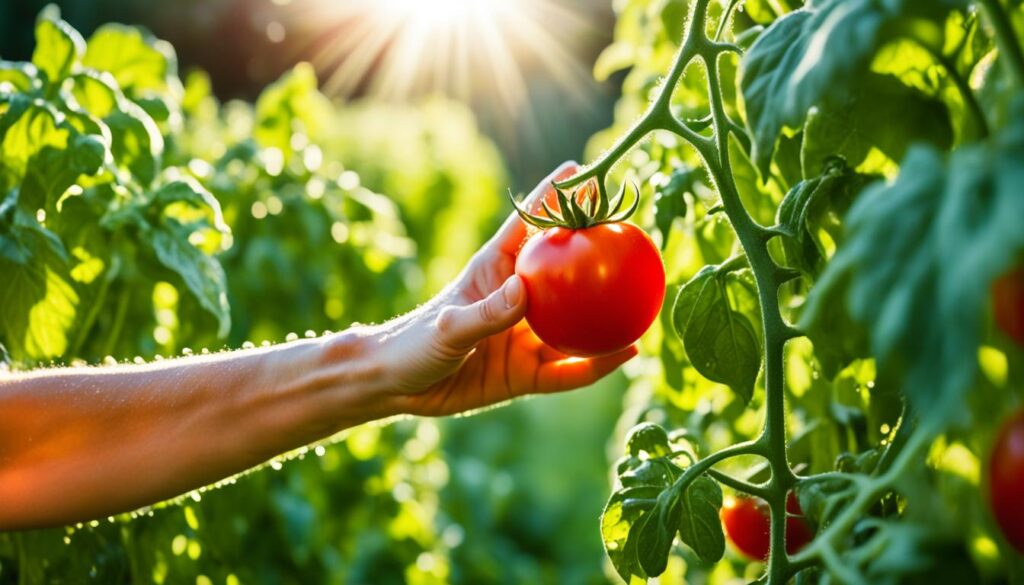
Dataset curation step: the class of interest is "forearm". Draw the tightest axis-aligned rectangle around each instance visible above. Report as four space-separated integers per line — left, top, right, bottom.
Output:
0 329 397 530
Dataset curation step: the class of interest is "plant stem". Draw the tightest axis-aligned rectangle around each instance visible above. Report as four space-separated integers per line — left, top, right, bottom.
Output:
707 469 770 498
978 0 1024 86
101 286 131 358
917 40 990 140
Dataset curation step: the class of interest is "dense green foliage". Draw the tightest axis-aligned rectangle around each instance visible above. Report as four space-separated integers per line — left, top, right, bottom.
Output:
585 0 1024 582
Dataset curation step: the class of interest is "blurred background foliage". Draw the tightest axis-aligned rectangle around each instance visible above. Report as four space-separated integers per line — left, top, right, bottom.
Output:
0 1 633 584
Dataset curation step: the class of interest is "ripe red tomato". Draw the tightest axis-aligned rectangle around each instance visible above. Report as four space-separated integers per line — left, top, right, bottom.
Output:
989 411 1024 553
992 268 1024 345
514 222 665 357
720 493 813 560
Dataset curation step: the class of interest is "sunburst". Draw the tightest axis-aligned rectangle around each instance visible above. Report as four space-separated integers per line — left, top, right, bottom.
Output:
277 0 601 116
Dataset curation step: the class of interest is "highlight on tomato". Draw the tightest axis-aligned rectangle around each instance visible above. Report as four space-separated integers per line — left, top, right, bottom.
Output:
511 180 666 357
989 411 1024 554
720 493 814 560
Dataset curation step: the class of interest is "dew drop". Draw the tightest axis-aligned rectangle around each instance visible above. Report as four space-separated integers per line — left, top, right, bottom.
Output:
182 348 193 356
133 357 145 365
242 341 255 349
304 330 316 338
102 356 117 366
270 460 283 470
314 445 326 457
285 332 299 342
201 348 210 355
260 341 271 348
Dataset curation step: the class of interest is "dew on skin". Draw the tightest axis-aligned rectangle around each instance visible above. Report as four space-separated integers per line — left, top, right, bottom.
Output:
242 341 255 349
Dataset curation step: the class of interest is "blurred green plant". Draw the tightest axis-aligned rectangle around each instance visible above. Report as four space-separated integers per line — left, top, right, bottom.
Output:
0 7 521 584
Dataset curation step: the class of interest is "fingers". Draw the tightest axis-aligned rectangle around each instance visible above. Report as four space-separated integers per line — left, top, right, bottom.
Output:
492 161 580 255
435 275 527 350
535 345 639 394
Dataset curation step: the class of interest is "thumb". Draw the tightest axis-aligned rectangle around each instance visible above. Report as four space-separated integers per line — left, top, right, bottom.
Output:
435 275 527 350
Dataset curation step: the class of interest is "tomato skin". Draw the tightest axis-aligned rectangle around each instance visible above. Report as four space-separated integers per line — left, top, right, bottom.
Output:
721 496 771 560
720 493 813 560
989 411 1024 553
993 268 1024 345
515 222 665 357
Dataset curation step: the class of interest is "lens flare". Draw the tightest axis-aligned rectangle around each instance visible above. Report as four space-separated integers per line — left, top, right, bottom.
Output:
280 0 600 114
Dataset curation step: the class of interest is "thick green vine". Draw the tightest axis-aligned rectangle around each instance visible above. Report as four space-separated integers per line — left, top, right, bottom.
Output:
567 0 1023 582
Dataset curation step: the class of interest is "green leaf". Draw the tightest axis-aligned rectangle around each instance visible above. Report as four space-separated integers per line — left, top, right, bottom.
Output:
0 61 40 93
602 486 661 583
104 101 163 185
740 0 965 175
636 489 681 576
676 475 725 564
801 74 952 177
673 265 761 402
0 98 70 178
0 206 77 362
31 10 85 87
653 166 694 250
803 117 1024 422
150 218 230 338
21 132 107 210
626 422 672 458
152 178 229 234
83 24 176 96
775 160 877 278
71 70 122 118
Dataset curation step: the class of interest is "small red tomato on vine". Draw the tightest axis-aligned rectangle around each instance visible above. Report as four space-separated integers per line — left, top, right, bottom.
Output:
989 411 1024 553
992 267 1024 345
512 181 665 357
720 493 813 560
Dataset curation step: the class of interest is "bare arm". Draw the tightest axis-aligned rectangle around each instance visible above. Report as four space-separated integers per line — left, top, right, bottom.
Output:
0 162 637 530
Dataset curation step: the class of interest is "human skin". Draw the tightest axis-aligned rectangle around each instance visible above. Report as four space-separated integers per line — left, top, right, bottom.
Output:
0 162 638 530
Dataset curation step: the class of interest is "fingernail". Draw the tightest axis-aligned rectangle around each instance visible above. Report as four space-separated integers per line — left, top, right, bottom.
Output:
503 276 523 308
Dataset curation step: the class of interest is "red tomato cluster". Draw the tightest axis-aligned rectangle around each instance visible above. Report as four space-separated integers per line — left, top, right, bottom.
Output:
720 493 814 560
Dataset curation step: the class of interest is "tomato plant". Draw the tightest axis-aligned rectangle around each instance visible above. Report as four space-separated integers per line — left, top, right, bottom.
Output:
990 411 1024 554
993 267 1024 345
514 183 665 357
587 0 1024 582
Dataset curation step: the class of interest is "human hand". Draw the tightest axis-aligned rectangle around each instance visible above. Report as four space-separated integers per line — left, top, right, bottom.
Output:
375 161 638 416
